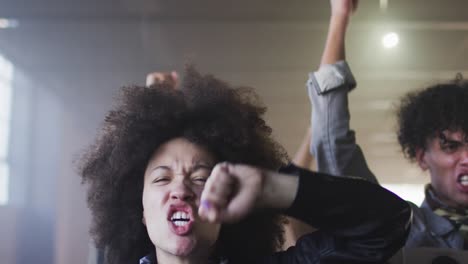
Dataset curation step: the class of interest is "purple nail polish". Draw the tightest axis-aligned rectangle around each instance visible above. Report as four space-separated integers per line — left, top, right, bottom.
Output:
201 200 211 209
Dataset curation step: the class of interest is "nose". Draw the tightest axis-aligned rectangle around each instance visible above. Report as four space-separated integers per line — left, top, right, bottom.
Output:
170 179 196 201
459 144 468 165
461 149 468 163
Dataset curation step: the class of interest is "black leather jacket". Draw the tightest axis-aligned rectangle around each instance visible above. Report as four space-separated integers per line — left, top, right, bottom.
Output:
255 164 411 264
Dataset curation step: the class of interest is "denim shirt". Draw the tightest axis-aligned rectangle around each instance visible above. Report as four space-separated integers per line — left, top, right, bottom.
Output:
307 61 464 249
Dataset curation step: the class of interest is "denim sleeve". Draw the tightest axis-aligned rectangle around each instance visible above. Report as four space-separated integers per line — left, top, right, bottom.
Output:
308 61 378 184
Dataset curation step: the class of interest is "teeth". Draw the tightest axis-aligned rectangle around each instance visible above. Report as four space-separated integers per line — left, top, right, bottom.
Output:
171 211 189 221
173 220 189 226
459 175 468 186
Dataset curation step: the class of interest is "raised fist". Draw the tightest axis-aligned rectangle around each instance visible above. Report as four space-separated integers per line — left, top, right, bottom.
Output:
146 71 179 88
330 0 358 17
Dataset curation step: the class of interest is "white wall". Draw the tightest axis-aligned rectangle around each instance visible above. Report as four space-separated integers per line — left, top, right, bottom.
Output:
0 206 17 264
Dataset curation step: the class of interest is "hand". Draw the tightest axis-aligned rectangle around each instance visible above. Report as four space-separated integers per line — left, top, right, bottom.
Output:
146 71 179 88
198 163 265 223
330 0 358 17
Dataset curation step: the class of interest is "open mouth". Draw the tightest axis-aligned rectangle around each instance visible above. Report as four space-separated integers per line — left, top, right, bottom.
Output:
458 174 468 187
170 211 191 227
167 205 195 235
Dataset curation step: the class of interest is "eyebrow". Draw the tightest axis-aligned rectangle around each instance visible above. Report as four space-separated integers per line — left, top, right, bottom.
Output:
152 165 171 172
151 163 214 173
439 133 463 145
193 163 213 168
191 164 214 172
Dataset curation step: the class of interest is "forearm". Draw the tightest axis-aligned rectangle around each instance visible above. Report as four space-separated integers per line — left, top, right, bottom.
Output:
259 164 409 263
262 164 403 228
282 165 407 227
291 127 314 170
280 164 411 262
260 169 299 211
320 14 350 66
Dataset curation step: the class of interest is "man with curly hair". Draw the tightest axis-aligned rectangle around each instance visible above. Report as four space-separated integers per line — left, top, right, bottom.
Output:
310 0 468 250
81 65 410 264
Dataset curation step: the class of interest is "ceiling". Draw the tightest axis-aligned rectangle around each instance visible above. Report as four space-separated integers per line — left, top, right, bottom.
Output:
0 0 467 22
1 0 467 184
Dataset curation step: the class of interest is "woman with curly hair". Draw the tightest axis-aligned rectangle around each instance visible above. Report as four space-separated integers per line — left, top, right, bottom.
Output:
80 67 410 264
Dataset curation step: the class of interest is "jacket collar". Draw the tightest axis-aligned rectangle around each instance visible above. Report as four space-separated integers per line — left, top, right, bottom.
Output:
420 199 457 237
139 252 156 264
139 252 229 264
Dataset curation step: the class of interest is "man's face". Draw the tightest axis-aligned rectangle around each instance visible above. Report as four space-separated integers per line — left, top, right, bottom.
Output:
417 130 468 208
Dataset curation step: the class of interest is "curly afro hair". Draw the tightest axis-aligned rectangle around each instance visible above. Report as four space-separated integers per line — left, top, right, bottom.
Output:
79 67 289 264
396 77 468 160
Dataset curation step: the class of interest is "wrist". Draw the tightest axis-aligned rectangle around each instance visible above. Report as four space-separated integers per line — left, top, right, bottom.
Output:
330 13 351 25
327 15 350 39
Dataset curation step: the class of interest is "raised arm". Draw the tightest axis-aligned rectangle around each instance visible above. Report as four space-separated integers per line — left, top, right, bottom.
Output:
273 164 410 263
320 0 357 65
309 0 378 183
146 71 179 88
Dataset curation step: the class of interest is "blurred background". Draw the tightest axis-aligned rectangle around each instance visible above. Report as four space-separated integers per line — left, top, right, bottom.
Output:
1 0 468 263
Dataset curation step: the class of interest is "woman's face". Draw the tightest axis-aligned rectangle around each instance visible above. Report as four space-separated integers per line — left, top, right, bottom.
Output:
142 137 221 259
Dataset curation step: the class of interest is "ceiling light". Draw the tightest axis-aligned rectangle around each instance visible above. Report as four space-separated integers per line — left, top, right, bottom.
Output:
0 19 19 29
380 0 388 12
382 32 399 49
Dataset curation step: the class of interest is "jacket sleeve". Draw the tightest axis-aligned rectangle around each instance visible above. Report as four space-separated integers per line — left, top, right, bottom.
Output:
263 164 411 264
308 61 378 184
